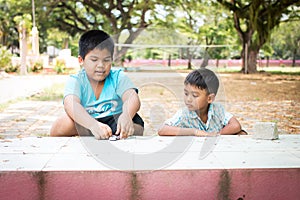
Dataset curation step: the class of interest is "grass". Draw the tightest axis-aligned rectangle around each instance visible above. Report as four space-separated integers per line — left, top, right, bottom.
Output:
28 83 65 101
171 65 300 75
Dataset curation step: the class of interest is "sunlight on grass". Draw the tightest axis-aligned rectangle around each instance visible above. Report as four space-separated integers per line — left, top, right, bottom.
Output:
171 65 300 75
29 83 65 101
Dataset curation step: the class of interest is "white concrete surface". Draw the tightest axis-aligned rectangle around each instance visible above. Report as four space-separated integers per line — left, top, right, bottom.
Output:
0 135 299 171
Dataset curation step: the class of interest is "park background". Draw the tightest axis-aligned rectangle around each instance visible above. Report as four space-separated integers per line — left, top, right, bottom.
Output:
0 0 299 137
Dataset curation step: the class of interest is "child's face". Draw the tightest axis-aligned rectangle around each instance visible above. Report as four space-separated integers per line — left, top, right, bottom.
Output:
78 48 112 82
184 83 214 112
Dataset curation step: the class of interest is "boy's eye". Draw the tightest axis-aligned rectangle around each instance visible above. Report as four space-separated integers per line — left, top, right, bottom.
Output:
193 95 199 98
103 59 112 64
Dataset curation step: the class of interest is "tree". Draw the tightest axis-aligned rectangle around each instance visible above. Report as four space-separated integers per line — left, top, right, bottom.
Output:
217 0 300 73
43 0 162 65
163 0 237 69
0 0 32 54
271 21 300 66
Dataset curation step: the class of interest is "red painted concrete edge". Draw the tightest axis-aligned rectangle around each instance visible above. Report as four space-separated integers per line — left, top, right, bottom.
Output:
0 168 299 200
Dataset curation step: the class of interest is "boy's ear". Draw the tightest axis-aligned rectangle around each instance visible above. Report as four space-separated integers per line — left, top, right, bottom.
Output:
208 93 215 103
78 56 83 65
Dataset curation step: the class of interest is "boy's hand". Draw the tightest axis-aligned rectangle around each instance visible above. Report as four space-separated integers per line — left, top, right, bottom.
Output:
90 122 112 140
115 113 134 139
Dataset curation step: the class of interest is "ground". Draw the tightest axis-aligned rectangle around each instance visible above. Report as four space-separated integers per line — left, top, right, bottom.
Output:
220 73 300 134
0 70 299 138
136 71 300 135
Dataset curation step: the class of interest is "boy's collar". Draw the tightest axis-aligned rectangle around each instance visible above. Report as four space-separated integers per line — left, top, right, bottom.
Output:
207 103 214 117
189 103 214 119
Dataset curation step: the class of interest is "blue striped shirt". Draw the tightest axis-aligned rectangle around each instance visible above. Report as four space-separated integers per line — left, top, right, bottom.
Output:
164 103 233 133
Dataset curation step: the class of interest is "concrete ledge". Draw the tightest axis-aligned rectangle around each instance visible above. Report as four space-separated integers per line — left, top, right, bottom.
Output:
0 135 300 199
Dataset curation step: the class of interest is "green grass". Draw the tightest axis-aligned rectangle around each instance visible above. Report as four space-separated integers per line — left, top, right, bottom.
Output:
257 66 300 75
28 83 65 101
171 65 300 75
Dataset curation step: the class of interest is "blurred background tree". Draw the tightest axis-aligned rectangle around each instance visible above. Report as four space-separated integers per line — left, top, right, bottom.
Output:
217 0 300 73
0 0 299 73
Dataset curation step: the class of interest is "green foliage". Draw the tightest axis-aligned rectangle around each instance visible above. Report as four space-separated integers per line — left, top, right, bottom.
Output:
4 65 19 73
54 59 66 74
271 21 300 60
0 46 12 70
29 61 43 73
46 28 79 56
1 0 299 70
217 0 300 72
29 83 64 101
127 55 132 62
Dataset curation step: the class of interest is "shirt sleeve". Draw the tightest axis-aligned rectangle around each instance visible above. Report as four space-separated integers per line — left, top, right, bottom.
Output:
116 71 137 97
64 75 82 100
222 111 233 126
212 102 233 127
164 109 184 127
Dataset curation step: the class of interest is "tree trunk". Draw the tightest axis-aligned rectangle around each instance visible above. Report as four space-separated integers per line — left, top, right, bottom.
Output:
114 46 130 66
188 59 192 69
240 40 259 74
113 28 145 66
168 54 171 67
187 48 192 69
247 50 258 73
20 23 27 75
200 50 209 68
216 59 219 68
292 48 296 67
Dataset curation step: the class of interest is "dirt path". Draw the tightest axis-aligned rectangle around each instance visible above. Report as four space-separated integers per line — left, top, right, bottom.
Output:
221 73 300 134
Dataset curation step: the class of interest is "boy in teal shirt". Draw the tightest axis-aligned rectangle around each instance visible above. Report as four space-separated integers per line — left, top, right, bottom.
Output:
51 30 144 139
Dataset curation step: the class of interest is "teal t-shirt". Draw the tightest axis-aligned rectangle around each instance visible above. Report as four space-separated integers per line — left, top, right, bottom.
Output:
64 68 137 119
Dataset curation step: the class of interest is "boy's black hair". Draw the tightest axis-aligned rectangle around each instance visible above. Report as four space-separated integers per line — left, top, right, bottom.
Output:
184 68 219 95
79 30 114 60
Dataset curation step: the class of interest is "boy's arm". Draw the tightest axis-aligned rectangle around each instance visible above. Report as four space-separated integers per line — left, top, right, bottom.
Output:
116 89 141 138
219 116 241 135
64 95 112 139
158 125 209 136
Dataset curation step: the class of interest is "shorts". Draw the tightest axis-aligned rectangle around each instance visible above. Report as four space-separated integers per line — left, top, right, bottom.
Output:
76 113 144 136
96 113 144 134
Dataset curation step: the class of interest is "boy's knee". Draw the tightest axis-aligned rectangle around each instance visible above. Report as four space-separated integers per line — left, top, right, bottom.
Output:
50 125 59 137
50 115 78 137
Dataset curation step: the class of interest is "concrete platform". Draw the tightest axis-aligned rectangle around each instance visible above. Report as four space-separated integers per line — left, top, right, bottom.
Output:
0 135 300 199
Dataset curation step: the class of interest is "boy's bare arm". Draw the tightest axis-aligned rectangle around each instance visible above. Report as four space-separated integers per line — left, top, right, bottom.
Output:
219 116 241 135
64 95 112 139
158 125 209 136
121 89 141 118
116 89 141 138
